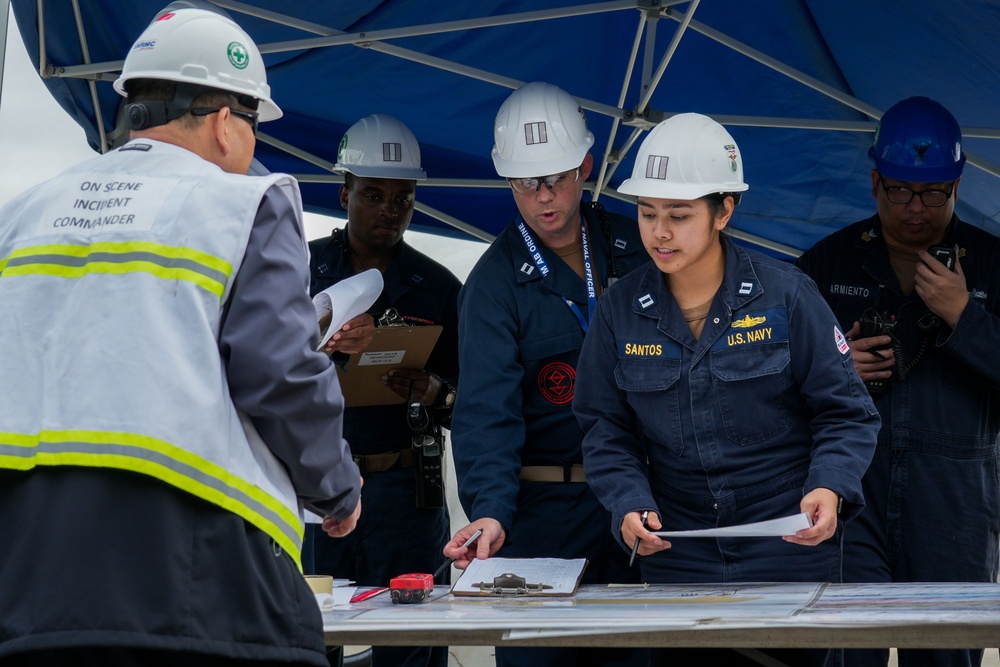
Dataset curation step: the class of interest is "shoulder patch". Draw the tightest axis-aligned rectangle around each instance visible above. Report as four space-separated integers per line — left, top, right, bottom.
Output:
835 325 849 355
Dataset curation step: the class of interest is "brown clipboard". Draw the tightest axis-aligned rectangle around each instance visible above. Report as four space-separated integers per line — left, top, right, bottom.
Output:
336 325 443 407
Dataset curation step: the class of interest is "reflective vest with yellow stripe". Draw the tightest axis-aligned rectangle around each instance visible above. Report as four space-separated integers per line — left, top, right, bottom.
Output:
0 139 309 563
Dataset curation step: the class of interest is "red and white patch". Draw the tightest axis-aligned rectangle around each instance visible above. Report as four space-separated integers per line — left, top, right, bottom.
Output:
834 326 849 355
537 361 576 405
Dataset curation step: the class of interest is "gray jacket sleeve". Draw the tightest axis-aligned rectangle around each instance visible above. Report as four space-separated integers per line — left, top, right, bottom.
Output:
219 183 360 519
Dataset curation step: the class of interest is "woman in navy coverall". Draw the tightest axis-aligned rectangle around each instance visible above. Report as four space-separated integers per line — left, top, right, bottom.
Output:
573 114 881 667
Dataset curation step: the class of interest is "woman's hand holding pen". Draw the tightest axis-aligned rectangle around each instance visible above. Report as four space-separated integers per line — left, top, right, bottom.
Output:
623 510 668 561
442 519 505 570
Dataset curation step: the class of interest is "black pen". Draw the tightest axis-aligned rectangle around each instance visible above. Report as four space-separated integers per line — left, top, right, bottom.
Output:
629 510 649 568
433 528 483 580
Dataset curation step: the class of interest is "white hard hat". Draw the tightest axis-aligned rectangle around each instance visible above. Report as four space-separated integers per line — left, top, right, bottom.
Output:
618 113 749 200
491 82 595 178
114 8 281 122
333 114 427 180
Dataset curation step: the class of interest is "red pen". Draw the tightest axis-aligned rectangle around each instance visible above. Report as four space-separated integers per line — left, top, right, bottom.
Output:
350 586 389 603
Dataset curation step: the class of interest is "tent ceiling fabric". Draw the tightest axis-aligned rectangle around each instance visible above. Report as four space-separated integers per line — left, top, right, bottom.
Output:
10 0 1000 258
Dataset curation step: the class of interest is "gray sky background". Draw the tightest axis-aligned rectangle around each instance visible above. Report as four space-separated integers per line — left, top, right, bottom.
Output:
0 7 486 280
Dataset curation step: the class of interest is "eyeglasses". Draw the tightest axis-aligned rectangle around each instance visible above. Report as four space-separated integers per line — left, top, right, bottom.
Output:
879 178 954 207
189 107 259 136
508 168 581 194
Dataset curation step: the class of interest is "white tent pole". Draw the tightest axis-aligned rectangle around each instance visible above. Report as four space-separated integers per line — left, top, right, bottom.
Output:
35 0 45 75
0 0 10 104
599 0 700 200
639 10 656 94
256 132 339 172
593 6 648 203
602 126 645 192
292 173 509 192
724 228 802 259
708 114 872 132
414 201 496 243
70 0 107 152
635 0 699 115
964 154 1000 180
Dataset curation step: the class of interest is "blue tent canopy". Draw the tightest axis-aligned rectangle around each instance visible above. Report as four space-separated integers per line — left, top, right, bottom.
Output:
7 0 1000 258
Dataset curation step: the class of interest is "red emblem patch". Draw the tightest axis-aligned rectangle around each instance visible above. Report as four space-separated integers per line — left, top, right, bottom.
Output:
537 362 576 405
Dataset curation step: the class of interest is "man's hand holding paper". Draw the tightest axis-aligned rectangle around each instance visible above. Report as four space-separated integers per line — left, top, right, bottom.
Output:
322 313 375 355
314 268 382 354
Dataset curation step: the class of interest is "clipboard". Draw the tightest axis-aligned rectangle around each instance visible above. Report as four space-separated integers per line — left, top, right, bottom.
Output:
450 557 588 597
337 324 442 407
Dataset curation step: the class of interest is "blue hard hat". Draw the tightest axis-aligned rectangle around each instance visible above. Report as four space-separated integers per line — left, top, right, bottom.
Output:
868 96 965 183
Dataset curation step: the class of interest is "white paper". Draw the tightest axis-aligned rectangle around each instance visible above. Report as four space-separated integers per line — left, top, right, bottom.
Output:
313 268 383 351
652 511 812 538
452 557 587 595
315 586 356 611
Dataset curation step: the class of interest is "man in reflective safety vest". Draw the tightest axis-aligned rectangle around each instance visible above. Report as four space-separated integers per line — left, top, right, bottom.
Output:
0 8 362 667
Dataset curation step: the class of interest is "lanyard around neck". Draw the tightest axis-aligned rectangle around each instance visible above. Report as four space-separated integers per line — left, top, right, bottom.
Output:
516 216 596 333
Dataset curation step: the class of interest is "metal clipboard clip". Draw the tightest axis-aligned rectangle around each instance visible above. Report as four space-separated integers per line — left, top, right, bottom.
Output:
378 308 407 327
472 572 553 596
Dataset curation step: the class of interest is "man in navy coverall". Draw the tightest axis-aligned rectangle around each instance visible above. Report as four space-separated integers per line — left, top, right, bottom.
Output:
797 96 1000 667
306 114 460 667
442 82 650 667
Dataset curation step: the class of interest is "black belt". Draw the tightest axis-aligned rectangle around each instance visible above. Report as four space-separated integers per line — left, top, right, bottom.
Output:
352 448 415 475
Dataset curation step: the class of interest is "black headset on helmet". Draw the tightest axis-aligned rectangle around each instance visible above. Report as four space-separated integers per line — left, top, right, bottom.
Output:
124 81 259 131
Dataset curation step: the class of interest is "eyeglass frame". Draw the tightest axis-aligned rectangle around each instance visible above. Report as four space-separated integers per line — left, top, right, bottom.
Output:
189 106 260 136
507 168 581 194
878 177 955 208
